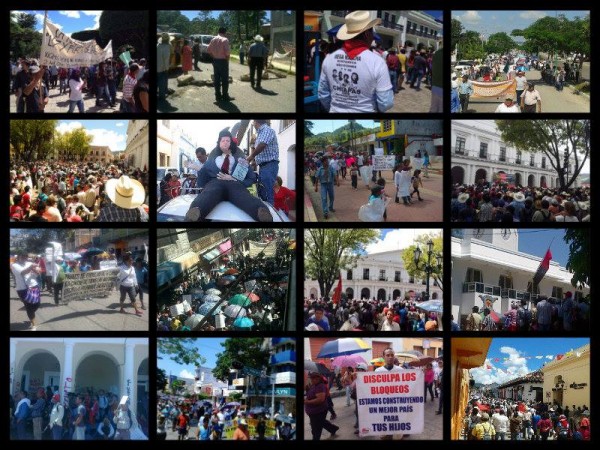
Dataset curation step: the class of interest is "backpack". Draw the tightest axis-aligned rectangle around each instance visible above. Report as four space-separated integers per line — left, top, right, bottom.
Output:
541 210 552 222
481 423 493 440
557 422 569 439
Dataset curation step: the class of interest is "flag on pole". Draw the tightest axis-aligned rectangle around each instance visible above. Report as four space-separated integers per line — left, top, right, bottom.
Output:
532 248 552 285
332 273 342 305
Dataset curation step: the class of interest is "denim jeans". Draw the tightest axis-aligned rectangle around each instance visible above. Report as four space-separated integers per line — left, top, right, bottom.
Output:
157 71 168 99
257 161 278 205
389 70 398 93
320 182 334 214
68 100 84 113
411 69 424 89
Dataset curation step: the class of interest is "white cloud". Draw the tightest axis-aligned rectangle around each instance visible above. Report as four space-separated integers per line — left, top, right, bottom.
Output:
519 11 547 20
86 129 127 151
11 10 28 21
59 11 80 19
365 229 442 254
115 122 125 127
179 369 195 379
55 122 83 134
471 347 531 385
459 11 482 24
82 11 102 29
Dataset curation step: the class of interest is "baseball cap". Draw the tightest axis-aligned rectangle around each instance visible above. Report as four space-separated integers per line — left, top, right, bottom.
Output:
356 363 368 371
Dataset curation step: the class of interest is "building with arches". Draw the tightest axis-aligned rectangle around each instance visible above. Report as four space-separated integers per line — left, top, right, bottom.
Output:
10 338 148 417
451 120 580 189
304 249 442 301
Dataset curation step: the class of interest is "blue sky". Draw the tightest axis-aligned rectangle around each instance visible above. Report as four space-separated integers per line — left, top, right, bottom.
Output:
468 338 589 385
361 228 443 255
309 120 378 136
517 229 570 267
453 10 589 40
423 11 443 22
158 338 228 379
55 120 130 152
180 10 271 22
12 10 102 35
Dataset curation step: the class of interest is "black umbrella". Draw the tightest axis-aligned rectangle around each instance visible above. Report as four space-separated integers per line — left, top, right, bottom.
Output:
304 360 331 376
275 415 296 424
248 406 269 415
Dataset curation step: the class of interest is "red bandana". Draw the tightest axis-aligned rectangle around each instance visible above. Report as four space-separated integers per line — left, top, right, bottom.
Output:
342 41 369 60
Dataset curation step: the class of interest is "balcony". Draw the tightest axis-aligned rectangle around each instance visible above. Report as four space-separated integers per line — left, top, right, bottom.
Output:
271 338 295 347
273 371 296 384
516 159 522 165
271 350 296 365
462 282 539 302
381 20 403 31
479 153 488 159
499 157 506 162
331 10 351 18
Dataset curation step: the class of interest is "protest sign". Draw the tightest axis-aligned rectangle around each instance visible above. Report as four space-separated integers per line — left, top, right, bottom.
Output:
99 260 118 270
356 369 424 437
170 303 185 316
372 155 396 171
62 268 119 303
40 20 113 67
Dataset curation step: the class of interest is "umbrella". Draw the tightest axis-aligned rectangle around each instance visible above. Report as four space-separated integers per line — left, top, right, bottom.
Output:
407 356 435 367
63 252 82 261
222 275 236 281
316 338 371 359
370 357 385 367
233 316 254 329
244 292 260 302
304 360 331 376
198 302 221 316
206 288 221 295
83 247 104 257
395 351 422 363
224 402 241 408
224 305 247 318
326 24 342 37
331 354 367 368
248 407 268 415
203 294 221 302
415 300 443 314
275 415 296 424
184 314 205 329
228 294 252 307
249 270 267 280
190 288 204 300
225 268 239 275
217 277 234 286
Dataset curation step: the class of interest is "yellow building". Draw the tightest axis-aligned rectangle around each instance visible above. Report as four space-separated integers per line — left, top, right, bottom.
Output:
451 338 492 440
541 343 590 409
403 337 443 358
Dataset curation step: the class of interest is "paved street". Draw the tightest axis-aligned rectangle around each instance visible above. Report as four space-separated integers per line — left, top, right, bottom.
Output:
10 286 148 331
304 389 443 440
463 69 590 113
304 167 444 222
158 59 296 113
388 81 434 113
10 85 124 114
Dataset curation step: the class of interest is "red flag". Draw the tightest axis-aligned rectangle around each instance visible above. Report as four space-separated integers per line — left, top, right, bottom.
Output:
533 249 552 285
332 273 342 305
556 354 564 361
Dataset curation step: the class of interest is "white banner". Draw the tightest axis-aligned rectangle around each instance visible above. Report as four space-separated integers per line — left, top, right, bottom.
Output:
40 20 113 67
356 370 424 437
62 268 119 303
372 155 396 171
248 241 276 257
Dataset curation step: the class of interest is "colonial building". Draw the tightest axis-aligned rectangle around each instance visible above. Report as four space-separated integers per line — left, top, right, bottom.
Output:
451 120 579 188
376 119 443 163
451 229 588 325
497 370 543 403
542 343 589 409
304 249 442 301
157 119 177 168
123 120 149 170
83 145 114 165
10 338 148 412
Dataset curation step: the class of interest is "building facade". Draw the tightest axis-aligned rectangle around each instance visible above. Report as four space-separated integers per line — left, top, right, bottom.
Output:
10 338 148 413
304 249 442 301
376 119 444 161
451 120 579 188
497 370 543 403
123 120 149 170
157 119 177 168
542 344 590 409
451 229 589 325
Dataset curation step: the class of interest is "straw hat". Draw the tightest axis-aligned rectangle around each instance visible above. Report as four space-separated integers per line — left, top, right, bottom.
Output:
457 193 470 203
513 192 525 202
337 11 381 40
105 175 145 209
254 35 264 42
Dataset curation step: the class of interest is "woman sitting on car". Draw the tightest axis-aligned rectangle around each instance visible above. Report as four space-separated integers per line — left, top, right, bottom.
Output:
185 129 273 222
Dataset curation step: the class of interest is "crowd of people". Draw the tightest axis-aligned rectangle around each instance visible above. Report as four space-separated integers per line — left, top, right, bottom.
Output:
10 161 149 222
11 57 149 113
10 387 148 440
450 183 590 222
462 396 590 440
304 295 441 332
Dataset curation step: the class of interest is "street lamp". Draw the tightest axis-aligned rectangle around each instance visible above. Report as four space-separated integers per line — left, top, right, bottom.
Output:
413 239 442 300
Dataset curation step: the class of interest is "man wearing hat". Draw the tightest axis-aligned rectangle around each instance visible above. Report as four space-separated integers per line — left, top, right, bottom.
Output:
95 175 149 222
22 60 49 113
232 418 250 440
247 34 269 89
318 11 393 112
49 393 65 440
457 74 473 113
495 95 520 113
207 27 232 102
515 70 528 105
157 33 171 101
521 83 542 113
13 58 30 113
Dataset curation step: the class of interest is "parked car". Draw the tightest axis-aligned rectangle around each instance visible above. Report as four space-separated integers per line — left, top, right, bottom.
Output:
189 34 215 61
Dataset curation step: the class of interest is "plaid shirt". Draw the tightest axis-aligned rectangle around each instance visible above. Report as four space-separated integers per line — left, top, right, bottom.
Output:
254 124 279 165
95 204 148 222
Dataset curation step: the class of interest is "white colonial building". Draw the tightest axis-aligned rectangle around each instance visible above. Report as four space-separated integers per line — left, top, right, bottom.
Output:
304 249 442 301
123 120 149 170
451 120 579 188
497 370 544 403
451 229 588 324
10 338 148 410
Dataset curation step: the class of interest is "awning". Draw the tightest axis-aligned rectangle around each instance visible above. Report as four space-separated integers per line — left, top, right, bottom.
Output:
157 251 199 286
203 249 221 261
219 240 232 253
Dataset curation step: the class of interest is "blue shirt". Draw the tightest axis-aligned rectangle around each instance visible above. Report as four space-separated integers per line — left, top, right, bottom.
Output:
254 124 279 165
307 315 330 331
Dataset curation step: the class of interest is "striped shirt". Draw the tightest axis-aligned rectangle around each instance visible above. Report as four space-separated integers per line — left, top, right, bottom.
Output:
122 74 137 100
254 124 279 165
207 35 230 60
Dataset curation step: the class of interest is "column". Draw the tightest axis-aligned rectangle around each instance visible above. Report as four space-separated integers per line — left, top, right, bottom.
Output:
62 340 75 405
10 339 16 395
124 341 136 411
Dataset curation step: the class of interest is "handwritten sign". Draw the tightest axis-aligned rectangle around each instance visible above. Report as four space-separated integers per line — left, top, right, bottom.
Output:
356 369 424 437
40 20 113 67
62 268 119 303
372 155 396 171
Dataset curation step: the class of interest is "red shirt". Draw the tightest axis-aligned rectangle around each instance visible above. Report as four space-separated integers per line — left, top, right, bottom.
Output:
274 186 294 214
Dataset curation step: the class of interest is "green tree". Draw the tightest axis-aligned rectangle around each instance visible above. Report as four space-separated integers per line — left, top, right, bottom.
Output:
171 379 186 393
157 367 168 391
10 120 58 161
304 121 314 137
304 229 379 298
451 18 463 52
10 12 41 61
495 120 589 190
564 229 590 289
212 338 269 382
485 32 516 55
99 10 149 58
10 229 75 256
400 233 443 294
157 338 206 366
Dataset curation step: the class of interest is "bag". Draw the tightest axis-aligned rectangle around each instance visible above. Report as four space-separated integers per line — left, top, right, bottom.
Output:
481 424 493 440
55 266 66 284
24 286 41 305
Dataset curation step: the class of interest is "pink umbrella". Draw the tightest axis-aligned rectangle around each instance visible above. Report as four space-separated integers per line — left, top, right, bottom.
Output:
244 292 260 302
331 354 368 368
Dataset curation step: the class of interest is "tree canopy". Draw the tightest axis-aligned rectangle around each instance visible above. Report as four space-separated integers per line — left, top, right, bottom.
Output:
212 338 269 382
485 32 517 56
54 128 93 161
495 120 590 190
400 233 443 295
564 229 590 289
10 12 41 61
158 338 206 367
10 230 76 256
10 120 58 161
304 229 379 297
304 122 377 148
99 10 149 58
157 367 167 391
452 18 486 60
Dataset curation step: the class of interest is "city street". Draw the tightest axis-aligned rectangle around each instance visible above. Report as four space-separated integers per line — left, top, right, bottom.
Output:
10 86 123 113
303 389 443 440
388 82 434 113
158 59 296 113
10 286 148 331
304 167 443 222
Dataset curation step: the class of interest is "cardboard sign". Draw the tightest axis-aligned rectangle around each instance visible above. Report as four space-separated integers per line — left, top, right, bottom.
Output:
170 303 184 316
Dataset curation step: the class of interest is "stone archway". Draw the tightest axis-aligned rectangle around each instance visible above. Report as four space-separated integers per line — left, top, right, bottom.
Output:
528 174 535 187
360 288 370 300
19 351 61 395
515 173 522 187
451 166 465 185
309 288 318 299
474 168 487 184
377 289 386 301
75 353 119 394
540 176 547 188
345 288 354 300
393 289 401 300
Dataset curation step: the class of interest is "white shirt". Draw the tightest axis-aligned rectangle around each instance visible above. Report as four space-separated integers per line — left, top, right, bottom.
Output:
11 261 37 290
495 103 521 113
117 264 137 288
522 89 542 105
375 363 403 373
215 154 235 173
381 320 400 331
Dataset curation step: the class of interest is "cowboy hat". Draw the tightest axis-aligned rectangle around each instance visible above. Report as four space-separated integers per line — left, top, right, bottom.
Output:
337 11 381 40
457 193 470 203
105 175 145 209
254 34 264 42
513 192 525 202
